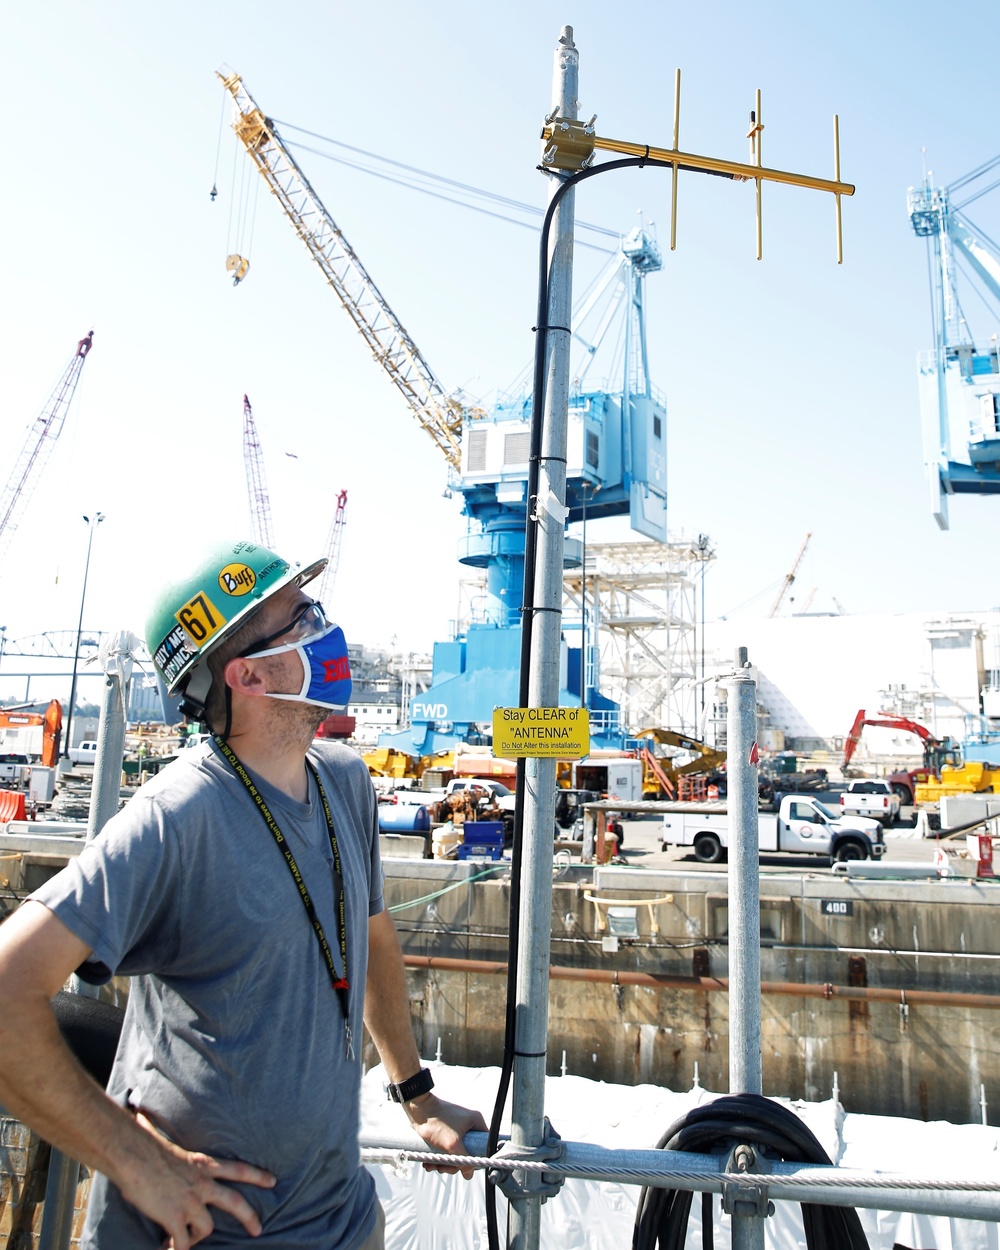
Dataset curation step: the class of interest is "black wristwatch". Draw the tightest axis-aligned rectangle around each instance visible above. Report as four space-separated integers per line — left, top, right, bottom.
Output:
386 1067 435 1103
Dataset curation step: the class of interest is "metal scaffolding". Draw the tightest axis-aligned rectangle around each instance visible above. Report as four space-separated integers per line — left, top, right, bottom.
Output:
562 535 714 735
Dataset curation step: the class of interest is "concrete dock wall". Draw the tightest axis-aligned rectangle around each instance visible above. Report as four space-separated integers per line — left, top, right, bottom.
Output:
4 843 998 1125
377 860 1000 1125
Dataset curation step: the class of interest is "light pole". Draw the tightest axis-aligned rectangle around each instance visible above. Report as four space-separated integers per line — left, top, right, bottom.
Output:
64 512 104 760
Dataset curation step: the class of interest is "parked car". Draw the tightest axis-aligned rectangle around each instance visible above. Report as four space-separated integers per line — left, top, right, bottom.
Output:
840 779 901 826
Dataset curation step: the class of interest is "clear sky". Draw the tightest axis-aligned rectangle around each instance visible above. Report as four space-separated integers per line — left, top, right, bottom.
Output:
1 1 998 704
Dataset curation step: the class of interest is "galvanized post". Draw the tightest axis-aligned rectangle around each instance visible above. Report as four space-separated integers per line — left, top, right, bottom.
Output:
83 632 134 848
69 631 135 1002
36 1152 79 1250
725 646 764 1249
41 634 136 1250
507 25 578 1250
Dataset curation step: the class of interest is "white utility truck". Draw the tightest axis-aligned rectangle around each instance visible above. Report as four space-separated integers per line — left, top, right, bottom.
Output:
661 794 885 863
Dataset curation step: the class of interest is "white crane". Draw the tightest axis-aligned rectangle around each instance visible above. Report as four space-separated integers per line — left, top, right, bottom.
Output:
909 156 1000 528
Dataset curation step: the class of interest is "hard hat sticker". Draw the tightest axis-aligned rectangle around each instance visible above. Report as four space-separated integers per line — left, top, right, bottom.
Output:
175 591 224 647
219 563 257 596
153 622 198 686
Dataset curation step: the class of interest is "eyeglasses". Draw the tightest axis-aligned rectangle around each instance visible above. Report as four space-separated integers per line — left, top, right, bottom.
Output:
244 600 330 656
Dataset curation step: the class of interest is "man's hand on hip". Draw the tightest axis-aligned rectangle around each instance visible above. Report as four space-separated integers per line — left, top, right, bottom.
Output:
116 1112 277 1249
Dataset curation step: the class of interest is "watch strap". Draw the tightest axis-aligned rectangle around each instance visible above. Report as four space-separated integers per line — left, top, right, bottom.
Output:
386 1067 435 1103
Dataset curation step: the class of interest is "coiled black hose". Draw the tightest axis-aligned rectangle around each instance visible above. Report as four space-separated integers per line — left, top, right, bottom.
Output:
632 1094 869 1250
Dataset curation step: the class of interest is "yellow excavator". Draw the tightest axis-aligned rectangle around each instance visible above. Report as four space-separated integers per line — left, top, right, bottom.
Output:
632 728 727 799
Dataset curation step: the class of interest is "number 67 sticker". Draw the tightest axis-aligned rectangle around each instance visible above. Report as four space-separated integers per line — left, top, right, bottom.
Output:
176 591 223 646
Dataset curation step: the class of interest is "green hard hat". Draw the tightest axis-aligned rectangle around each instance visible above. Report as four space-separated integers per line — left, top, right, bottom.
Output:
146 540 325 705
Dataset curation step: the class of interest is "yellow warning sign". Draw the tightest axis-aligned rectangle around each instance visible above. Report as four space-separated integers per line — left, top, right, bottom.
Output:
492 707 590 759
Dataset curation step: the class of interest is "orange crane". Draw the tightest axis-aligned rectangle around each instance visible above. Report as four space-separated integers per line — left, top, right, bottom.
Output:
0 699 63 766
241 394 274 548
0 332 94 565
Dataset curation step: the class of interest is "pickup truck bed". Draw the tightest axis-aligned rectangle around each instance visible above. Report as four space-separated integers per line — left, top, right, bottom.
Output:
841 780 900 825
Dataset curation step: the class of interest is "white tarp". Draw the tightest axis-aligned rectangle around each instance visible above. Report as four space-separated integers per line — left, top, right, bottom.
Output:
362 1064 1000 1250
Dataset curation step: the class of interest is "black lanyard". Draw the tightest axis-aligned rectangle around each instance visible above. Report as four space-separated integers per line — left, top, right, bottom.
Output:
213 736 354 1060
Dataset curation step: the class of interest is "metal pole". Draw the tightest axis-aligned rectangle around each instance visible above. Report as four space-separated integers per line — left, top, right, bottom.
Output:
83 633 133 847
699 555 706 715
508 25 578 1250
725 645 764 1250
64 513 103 760
37 1151 79 1250
580 486 588 707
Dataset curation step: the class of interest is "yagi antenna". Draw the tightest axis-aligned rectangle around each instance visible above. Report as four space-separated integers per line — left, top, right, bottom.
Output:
541 69 854 263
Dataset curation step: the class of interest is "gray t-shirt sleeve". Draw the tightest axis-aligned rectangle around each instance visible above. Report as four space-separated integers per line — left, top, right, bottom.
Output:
367 776 385 919
30 791 184 983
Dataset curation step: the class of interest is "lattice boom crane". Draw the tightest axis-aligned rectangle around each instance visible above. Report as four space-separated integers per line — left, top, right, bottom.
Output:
769 532 811 618
242 394 274 548
315 489 348 610
0 331 94 567
220 72 484 470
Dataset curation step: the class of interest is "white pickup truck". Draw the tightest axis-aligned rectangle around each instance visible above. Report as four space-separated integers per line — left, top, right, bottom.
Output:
840 779 901 826
0 753 29 784
662 794 885 863
69 740 98 766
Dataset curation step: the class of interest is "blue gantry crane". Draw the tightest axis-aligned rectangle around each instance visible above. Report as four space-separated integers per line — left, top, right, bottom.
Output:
400 226 668 755
908 157 1000 529
221 73 667 754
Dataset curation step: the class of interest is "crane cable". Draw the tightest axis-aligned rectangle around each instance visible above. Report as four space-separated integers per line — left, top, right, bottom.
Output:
222 121 257 285
273 120 620 255
210 87 227 203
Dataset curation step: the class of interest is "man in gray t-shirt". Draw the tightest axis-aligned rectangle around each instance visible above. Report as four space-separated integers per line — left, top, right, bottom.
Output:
0 541 485 1249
